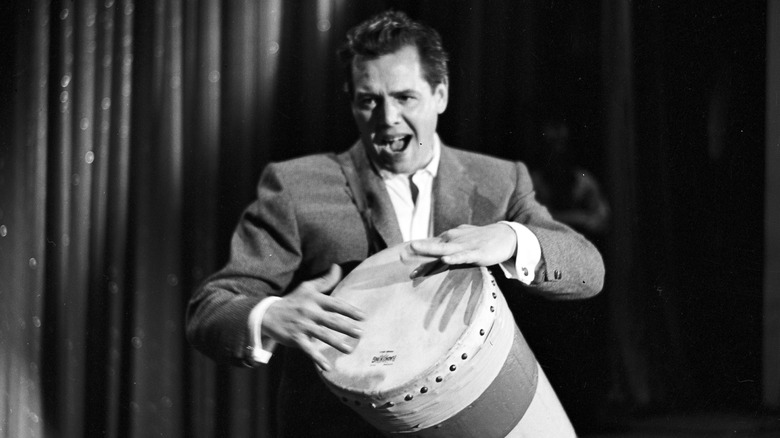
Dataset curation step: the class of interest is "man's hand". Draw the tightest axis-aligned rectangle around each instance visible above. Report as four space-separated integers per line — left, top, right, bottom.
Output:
408 223 517 277
262 265 365 371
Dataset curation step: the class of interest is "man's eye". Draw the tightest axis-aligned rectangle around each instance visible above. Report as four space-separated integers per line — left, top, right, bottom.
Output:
358 97 377 108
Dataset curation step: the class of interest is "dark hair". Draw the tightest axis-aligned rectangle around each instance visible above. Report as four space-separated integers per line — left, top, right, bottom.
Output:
338 10 449 95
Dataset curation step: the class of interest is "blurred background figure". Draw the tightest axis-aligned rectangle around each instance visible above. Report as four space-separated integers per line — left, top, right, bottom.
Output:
522 117 614 433
531 119 610 239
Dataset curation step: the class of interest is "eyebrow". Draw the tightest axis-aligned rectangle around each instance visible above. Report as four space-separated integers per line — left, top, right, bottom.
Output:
390 89 419 97
354 89 419 97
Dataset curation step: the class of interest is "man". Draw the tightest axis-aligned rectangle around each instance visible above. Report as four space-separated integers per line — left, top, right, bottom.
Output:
186 10 604 437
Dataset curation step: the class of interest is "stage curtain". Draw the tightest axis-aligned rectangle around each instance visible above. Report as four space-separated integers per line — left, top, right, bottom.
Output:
0 0 333 436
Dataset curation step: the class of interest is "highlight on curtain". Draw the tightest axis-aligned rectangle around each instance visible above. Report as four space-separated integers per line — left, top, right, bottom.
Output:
0 0 280 436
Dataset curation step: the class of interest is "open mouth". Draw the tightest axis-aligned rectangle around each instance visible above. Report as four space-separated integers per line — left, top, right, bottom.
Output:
374 134 412 153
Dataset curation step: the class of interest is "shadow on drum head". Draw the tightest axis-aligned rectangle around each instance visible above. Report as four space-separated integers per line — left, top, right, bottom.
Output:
423 268 484 332
335 258 407 293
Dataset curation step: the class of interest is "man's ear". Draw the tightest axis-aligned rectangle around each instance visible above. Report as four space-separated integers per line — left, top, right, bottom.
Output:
434 81 449 114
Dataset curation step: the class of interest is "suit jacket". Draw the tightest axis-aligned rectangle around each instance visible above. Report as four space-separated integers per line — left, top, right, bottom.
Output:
186 142 605 437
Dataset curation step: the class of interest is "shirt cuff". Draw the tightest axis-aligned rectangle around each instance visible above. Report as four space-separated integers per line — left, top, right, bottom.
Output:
498 221 541 285
248 296 283 364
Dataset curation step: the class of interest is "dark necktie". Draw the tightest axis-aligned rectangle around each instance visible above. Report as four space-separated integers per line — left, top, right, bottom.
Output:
408 175 419 205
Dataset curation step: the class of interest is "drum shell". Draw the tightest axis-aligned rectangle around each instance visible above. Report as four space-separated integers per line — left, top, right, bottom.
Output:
317 243 552 436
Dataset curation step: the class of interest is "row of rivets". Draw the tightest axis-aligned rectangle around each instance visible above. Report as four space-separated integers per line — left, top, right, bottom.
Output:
412 347 472 399
396 283 491 409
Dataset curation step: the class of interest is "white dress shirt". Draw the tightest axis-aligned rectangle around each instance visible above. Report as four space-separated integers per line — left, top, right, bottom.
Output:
247 136 542 364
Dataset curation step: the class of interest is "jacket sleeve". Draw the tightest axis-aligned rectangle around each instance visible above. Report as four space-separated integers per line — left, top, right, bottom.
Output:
185 163 302 365
507 161 605 299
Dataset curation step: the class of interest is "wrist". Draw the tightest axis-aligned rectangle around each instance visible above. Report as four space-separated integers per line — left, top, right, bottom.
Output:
497 222 519 262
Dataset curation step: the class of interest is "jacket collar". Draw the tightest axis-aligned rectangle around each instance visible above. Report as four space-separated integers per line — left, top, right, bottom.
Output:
432 144 475 235
343 140 476 248
347 142 404 248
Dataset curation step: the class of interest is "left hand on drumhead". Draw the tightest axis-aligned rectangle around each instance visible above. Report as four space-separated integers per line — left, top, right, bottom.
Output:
408 223 517 277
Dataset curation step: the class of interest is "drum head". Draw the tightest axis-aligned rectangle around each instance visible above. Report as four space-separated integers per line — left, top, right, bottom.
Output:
320 243 486 397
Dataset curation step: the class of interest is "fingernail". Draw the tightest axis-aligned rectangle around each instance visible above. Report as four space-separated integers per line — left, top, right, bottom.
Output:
410 269 419 279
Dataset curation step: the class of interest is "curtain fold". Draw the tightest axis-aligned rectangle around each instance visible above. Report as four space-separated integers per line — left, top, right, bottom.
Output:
183 1 221 436
0 1 49 436
127 0 186 435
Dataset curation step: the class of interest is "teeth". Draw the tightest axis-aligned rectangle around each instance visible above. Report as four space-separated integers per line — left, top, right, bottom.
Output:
379 136 406 145
374 134 410 152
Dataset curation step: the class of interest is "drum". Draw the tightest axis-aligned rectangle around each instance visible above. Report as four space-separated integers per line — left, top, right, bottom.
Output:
317 243 576 437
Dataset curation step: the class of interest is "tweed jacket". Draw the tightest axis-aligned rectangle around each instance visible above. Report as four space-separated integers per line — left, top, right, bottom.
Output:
186 141 604 436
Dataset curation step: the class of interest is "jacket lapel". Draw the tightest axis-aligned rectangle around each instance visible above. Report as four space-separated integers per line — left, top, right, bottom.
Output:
340 142 475 247
346 143 404 249
433 145 475 235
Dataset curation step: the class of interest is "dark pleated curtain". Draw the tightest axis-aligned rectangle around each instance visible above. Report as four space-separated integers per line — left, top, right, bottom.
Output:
0 0 290 436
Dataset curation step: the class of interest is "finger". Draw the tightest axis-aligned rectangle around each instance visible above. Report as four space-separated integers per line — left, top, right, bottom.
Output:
441 250 479 265
298 337 332 372
308 264 343 294
441 248 481 265
316 312 364 339
305 323 356 354
320 296 366 321
409 238 460 257
399 243 439 266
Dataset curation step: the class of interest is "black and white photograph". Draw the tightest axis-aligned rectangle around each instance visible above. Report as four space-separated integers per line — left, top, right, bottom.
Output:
1 1 778 436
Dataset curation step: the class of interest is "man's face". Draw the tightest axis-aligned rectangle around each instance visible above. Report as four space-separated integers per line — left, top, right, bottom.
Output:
350 45 448 175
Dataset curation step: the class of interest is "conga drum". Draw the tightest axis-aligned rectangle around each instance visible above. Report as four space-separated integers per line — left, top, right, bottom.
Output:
317 243 576 437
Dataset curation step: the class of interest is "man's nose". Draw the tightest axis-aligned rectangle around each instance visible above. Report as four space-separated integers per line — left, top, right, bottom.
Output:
376 100 401 126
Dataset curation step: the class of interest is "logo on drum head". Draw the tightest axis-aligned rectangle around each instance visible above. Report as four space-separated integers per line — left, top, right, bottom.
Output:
371 350 397 366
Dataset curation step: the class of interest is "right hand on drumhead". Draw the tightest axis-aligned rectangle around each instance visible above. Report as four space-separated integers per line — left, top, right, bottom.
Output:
262 264 366 371
408 224 518 278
